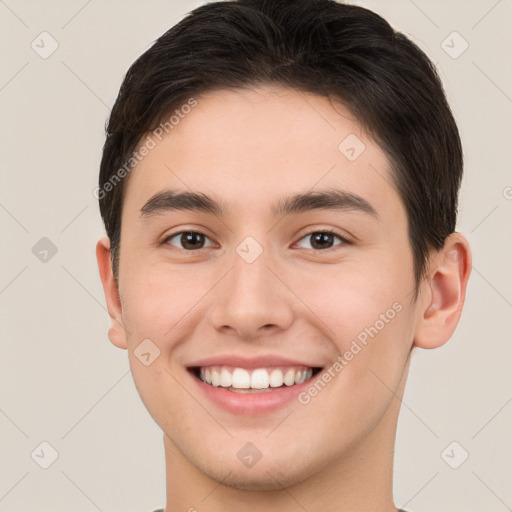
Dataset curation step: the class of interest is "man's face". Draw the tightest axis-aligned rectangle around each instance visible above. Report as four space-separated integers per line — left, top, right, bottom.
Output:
114 86 422 489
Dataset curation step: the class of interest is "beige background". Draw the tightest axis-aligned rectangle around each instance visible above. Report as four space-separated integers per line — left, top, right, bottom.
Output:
0 0 511 511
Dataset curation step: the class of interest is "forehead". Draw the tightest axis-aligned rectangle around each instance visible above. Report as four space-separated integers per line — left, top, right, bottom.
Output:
122 85 400 222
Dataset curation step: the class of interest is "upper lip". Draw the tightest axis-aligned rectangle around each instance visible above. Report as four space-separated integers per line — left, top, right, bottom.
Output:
187 354 325 369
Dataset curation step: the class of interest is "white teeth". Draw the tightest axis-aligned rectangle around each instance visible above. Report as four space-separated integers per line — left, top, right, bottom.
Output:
197 365 316 389
269 369 283 387
251 369 270 389
283 368 296 386
232 368 250 388
211 368 220 386
220 368 232 387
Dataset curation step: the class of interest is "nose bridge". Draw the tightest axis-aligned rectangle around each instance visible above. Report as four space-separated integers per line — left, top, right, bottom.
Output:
209 236 294 338
232 238 272 299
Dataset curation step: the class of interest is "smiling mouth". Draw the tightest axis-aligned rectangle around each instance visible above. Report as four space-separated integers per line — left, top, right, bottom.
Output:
188 365 323 393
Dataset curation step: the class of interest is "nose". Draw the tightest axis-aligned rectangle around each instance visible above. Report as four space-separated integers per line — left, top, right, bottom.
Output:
209 247 295 340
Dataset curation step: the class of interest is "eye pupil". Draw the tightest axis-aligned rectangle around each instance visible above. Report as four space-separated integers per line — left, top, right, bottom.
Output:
181 232 205 250
310 232 334 249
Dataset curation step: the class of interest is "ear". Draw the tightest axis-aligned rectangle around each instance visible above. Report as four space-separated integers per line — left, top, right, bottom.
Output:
96 236 128 350
413 232 472 349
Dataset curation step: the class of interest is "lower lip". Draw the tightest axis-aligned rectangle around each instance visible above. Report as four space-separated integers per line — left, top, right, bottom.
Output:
188 369 318 415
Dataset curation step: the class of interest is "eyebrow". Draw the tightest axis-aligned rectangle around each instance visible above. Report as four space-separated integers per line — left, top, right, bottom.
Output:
140 188 378 219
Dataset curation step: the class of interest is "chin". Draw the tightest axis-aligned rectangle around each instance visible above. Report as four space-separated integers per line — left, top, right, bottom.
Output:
198 459 313 492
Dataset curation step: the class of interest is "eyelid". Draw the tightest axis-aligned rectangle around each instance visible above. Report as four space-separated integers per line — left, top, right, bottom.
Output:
292 228 351 250
162 226 352 252
161 229 217 249
297 226 351 241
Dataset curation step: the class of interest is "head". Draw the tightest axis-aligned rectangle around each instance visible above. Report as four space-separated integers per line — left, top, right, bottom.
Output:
96 0 471 492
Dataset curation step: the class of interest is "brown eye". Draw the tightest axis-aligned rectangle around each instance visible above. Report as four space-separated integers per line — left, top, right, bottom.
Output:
296 231 346 250
164 231 214 250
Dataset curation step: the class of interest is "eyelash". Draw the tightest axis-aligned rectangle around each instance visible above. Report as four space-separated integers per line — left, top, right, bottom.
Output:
162 229 350 252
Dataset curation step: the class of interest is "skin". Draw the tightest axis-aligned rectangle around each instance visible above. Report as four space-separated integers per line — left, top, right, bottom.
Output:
96 85 471 512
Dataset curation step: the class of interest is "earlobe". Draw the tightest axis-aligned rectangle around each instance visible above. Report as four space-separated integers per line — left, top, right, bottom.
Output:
96 236 128 350
413 233 472 349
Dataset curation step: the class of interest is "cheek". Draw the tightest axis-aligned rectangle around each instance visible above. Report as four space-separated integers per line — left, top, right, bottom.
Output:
290 256 414 406
293 260 410 343
121 263 202 337
120 266 199 423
